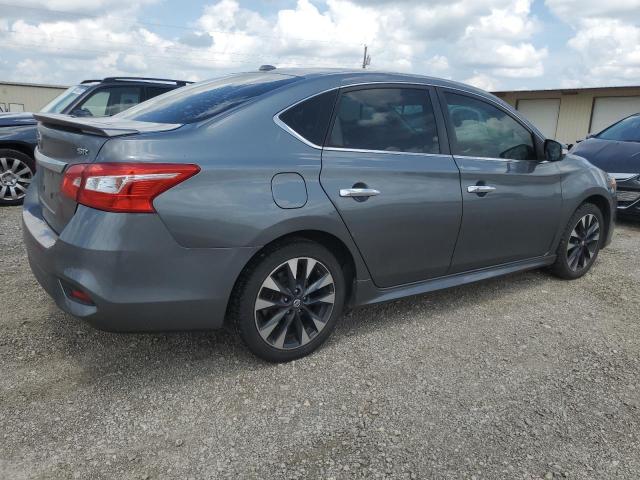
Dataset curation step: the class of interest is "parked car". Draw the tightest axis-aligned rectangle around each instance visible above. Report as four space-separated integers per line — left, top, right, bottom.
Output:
0 77 190 205
570 113 640 219
23 69 616 361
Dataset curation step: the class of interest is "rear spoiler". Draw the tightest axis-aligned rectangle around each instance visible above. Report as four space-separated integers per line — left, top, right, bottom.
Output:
33 113 181 138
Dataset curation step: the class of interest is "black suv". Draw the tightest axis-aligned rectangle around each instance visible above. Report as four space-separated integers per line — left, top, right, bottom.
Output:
0 77 190 205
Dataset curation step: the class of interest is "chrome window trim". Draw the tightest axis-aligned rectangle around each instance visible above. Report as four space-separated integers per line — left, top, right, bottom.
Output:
273 80 544 154
273 87 339 150
452 154 548 163
273 114 323 150
323 146 444 157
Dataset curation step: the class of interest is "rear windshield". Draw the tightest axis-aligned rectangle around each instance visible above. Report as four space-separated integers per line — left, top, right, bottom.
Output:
596 114 640 142
40 85 90 114
118 73 300 124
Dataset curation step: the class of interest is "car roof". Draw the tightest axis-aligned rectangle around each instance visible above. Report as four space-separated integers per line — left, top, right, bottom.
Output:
249 68 540 138
265 68 488 95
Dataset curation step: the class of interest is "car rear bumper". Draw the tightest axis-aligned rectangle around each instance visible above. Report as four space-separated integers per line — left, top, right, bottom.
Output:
22 189 258 332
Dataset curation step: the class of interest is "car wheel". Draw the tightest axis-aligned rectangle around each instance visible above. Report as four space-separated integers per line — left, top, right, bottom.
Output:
230 239 345 362
0 149 35 206
550 203 604 279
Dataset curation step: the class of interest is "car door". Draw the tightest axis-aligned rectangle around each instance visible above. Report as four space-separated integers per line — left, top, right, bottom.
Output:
320 85 462 288
439 89 562 273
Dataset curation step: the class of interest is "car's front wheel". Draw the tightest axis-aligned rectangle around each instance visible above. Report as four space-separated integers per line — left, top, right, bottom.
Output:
0 149 35 206
550 203 604 279
230 239 345 362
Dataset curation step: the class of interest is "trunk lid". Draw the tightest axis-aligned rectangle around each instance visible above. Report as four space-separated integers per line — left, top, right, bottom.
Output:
33 113 181 233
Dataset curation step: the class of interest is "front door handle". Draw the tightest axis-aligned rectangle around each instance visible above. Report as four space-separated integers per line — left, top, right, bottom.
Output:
340 188 381 198
467 185 496 194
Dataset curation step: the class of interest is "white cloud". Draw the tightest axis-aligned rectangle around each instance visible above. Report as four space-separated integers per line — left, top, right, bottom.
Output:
461 42 548 78
545 0 640 22
545 0 640 86
424 55 450 74
18 0 158 16
465 72 500 91
14 59 50 84
2 0 636 91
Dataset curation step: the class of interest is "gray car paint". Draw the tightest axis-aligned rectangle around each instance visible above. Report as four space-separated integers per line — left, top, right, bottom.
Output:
23 69 616 332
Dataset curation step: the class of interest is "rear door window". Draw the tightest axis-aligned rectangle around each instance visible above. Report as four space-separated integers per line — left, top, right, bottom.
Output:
145 86 175 101
279 90 338 146
327 88 440 154
72 86 143 117
119 73 300 124
444 92 536 160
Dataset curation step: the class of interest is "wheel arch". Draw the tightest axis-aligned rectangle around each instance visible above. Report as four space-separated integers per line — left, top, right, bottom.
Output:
228 229 361 320
0 142 36 162
581 193 613 247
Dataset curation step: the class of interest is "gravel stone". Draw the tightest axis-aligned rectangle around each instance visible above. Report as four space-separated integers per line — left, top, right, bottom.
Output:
1 206 640 479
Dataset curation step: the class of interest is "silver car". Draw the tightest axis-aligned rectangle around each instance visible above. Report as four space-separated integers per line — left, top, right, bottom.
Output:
23 69 616 361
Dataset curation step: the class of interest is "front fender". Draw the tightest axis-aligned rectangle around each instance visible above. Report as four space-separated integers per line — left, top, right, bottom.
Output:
551 155 616 251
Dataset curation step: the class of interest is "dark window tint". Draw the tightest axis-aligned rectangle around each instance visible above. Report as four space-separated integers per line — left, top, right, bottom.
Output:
71 86 142 117
445 92 536 160
145 86 175 101
279 90 338 146
328 88 439 154
596 114 640 142
119 73 299 124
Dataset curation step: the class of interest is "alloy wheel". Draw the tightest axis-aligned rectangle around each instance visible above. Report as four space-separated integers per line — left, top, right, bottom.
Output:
0 157 33 202
254 257 335 350
566 213 600 272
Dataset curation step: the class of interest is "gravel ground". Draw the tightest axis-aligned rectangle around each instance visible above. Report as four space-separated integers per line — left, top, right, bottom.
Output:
1 205 639 480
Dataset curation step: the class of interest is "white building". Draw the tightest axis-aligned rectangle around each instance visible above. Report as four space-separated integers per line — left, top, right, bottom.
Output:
0 81 68 113
493 86 640 144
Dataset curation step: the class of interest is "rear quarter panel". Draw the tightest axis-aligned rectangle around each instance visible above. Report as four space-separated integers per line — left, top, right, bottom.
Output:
97 83 371 281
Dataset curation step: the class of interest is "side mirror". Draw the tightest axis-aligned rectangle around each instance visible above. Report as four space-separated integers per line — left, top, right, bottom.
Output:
70 108 91 118
544 139 564 162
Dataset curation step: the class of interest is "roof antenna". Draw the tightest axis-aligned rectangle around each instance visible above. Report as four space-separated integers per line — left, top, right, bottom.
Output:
259 65 276 71
362 45 371 69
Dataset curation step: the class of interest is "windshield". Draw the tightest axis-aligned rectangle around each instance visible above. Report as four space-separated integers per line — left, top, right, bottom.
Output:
596 114 640 142
118 73 300 124
40 85 91 114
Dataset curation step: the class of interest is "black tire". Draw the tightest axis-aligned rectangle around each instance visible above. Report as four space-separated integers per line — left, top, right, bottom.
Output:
550 203 604 279
229 239 345 362
0 148 35 206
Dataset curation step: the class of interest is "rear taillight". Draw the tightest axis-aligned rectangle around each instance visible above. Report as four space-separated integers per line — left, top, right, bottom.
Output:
60 163 200 213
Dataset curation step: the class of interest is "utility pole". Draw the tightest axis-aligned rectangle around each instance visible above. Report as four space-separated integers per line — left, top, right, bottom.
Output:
362 45 371 69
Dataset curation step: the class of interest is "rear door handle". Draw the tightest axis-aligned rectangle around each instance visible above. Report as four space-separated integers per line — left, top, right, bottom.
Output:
467 185 496 194
340 188 381 198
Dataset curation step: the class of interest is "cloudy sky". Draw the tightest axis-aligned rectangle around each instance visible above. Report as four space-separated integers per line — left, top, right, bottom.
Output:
1 0 639 91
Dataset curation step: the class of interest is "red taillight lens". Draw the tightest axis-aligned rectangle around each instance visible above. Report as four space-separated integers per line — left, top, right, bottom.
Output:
60 163 200 213
60 164 85 200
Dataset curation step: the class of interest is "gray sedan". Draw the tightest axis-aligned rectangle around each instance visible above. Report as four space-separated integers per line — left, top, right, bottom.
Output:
23 69 616 361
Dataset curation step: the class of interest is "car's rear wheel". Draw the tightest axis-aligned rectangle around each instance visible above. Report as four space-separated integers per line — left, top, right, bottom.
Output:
0 149 34 206
550 203 603 279
230 239 345 362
